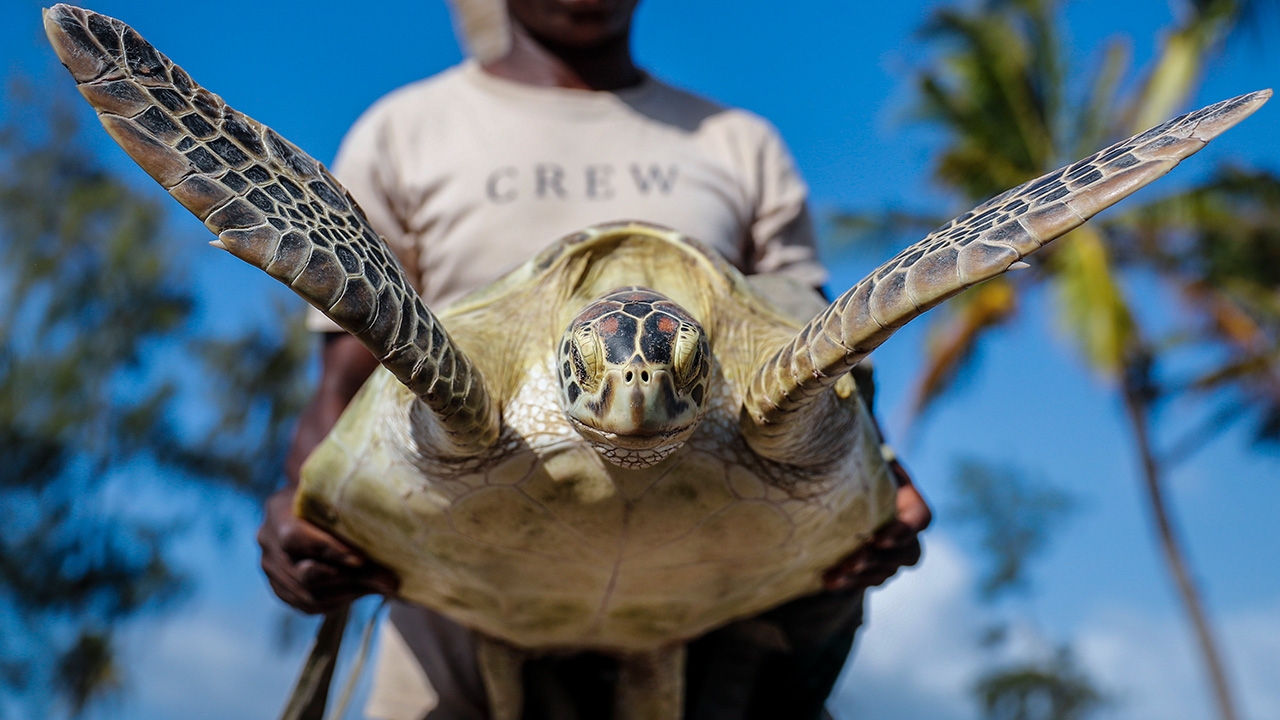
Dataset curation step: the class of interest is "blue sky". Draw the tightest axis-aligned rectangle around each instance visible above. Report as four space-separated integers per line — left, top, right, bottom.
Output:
2 1 1278 719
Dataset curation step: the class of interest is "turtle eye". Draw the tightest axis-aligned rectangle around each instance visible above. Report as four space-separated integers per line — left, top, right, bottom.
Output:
571 325 604 392
672 323 705 391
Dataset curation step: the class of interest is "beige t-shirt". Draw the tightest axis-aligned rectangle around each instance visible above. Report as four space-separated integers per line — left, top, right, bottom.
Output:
306 61 824 331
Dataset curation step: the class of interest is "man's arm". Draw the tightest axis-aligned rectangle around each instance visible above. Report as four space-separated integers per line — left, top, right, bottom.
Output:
258 333 400 614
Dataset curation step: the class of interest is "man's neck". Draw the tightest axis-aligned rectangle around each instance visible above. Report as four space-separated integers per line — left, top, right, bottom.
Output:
481 25 643 91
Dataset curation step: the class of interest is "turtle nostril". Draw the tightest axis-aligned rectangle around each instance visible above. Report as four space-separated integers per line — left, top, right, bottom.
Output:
640 371 650 383
625 371 634 383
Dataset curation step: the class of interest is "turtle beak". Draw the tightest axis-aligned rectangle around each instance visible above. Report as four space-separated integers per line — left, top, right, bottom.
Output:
590 366 693 440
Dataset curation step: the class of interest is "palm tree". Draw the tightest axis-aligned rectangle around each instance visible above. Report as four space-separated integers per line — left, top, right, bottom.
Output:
836 2 1279 719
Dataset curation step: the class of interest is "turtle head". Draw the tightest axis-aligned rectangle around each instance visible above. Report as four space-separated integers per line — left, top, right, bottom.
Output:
557 287 711 469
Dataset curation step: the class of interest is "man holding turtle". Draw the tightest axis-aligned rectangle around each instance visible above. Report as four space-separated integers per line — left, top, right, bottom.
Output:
258 1 930 718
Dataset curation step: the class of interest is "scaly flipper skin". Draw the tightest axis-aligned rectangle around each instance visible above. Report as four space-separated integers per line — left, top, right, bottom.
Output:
43 4 499 455
742 89 1271 462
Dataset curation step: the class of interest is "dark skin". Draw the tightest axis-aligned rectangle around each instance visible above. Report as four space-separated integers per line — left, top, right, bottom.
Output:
259 0 930 616
488 0 644 89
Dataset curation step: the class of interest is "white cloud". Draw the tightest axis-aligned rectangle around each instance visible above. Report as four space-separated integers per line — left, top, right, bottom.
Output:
76 516 339 720
1227 602 1280 720
1078 599 1280 720
830 534 1280 720
113 597 303 720
832 536 986 720
96 576 379 720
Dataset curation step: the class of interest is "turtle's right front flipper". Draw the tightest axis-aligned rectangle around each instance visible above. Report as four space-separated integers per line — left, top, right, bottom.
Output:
44 4 499 455
741 89 1270 463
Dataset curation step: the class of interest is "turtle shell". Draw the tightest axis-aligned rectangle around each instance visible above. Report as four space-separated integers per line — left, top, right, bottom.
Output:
297 223 898 652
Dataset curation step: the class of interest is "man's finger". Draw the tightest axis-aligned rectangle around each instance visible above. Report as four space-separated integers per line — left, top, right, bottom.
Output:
889 462 932 530
295 559 400 597
264 490 365 567
275 515 366 568
362 565 401 596
269 566 380 614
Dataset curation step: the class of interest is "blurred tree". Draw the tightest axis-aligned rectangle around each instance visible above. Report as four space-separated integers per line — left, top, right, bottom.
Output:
974 648 1104 720
948 459 1104 720
0 83 311 717
950 459 1076 599
836 1 1280 719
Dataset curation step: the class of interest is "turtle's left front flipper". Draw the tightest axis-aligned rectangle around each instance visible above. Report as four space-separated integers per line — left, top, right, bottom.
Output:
742 90 1271 462
44 4 499 455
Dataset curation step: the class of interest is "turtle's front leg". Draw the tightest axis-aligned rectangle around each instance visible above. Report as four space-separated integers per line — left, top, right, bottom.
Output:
43 4 500 455
741 89 1270 463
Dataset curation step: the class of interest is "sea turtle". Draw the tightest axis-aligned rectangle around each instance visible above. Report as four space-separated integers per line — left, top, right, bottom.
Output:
44 4 1269 719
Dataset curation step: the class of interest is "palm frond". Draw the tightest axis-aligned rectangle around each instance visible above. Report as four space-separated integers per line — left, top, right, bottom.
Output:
1050 227 1136 377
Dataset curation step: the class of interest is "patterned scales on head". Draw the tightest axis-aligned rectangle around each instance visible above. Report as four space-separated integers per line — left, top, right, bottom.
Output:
43 4 1269 719
559 287 713 469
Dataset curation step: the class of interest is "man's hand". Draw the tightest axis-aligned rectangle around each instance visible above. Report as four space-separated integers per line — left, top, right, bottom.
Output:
258 486 400 614
259 332 394 614
822 460 931 592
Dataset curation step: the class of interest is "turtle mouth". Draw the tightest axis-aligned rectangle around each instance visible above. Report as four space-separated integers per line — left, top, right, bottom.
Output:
566 415 692 469
566 415 692 450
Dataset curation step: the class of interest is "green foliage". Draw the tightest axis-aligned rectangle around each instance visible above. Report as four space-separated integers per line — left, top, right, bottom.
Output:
916 0 1063 199
974 648 1105 720
1169 167 1280 288
55 633 121 716
950 459 1076 598
952 459 1102 719
1115 165 1280 445
1049 228 1135 377
0 84 311 716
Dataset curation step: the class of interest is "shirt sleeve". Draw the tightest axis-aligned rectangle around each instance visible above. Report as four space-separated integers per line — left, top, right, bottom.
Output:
747 121 828 289
304 101 424 333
